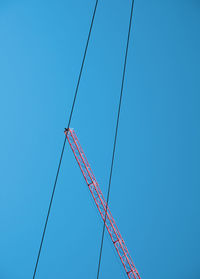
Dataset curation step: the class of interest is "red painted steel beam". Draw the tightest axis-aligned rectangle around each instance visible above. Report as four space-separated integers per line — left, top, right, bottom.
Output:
65 128 141 279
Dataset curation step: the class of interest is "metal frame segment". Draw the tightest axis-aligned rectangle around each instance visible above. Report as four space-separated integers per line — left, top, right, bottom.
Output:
65 128 141 279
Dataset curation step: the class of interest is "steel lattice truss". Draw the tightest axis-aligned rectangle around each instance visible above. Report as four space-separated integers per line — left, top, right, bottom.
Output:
65 128 141 279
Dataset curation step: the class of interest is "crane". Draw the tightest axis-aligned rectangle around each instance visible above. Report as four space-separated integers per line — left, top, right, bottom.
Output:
65 128 141 279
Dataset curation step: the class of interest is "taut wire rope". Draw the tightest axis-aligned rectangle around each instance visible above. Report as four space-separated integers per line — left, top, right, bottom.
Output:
32 1 99 278
96 1 135 278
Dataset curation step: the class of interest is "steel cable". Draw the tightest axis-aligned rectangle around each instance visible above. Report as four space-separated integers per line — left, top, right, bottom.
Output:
32 1 99 278
96 1 135 278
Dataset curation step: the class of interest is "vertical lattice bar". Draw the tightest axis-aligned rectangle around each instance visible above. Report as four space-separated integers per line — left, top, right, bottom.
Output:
65 128 141 279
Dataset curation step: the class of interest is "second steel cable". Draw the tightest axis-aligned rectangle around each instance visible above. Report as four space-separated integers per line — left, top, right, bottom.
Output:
96 1 135 278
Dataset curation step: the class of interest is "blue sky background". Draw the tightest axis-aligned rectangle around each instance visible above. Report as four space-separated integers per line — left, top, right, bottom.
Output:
0 0 200 278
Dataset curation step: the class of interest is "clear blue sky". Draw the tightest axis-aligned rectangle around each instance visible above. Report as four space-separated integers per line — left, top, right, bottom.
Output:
0 0 200 278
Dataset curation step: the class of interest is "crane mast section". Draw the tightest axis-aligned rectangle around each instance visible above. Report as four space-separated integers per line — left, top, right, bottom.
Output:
65 128 140 279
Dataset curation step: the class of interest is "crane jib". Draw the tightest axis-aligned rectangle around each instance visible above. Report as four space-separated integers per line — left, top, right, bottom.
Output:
65 128 141 279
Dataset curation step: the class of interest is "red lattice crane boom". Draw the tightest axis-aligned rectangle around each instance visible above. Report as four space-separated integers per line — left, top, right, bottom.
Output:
65 128 141 279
